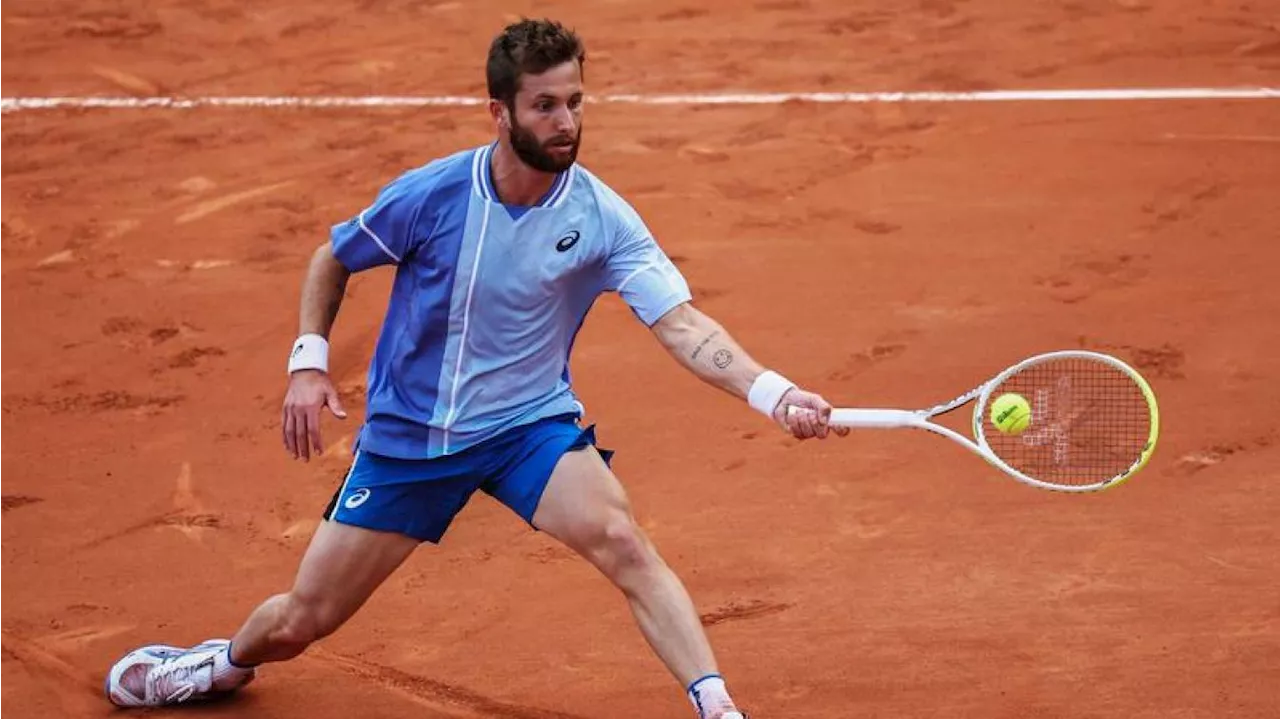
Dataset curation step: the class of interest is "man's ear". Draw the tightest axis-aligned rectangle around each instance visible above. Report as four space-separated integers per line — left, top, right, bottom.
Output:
488 99 508 129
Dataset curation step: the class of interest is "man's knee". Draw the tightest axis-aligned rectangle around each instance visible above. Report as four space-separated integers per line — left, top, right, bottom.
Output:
272 592 347 648
586 514 662 581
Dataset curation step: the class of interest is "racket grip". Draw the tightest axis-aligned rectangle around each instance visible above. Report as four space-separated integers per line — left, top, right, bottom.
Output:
830 409 922 428
788 406 921 428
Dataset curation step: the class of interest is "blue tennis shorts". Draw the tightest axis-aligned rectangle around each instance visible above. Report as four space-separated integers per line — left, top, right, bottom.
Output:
322 413 613 543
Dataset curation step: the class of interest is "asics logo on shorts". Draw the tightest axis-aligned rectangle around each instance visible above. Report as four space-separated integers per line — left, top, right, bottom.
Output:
344 488 372 509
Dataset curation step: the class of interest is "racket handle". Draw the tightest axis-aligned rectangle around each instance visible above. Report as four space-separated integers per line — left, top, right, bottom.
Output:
788 407 922 428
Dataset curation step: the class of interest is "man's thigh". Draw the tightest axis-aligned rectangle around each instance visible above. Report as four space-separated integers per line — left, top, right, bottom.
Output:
290 518 420 622
480 416 616 530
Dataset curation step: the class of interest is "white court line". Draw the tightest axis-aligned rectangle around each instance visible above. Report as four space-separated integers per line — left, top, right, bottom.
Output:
2 87 1279 112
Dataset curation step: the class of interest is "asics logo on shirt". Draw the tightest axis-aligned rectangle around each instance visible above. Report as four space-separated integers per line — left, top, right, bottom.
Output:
555 230 581 252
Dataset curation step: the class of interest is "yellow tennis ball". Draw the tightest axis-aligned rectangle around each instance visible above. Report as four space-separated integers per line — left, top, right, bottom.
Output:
990 392 1032 435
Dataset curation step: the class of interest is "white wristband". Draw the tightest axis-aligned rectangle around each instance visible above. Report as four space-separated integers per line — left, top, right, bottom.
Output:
287 333 329 374
747 370 796 418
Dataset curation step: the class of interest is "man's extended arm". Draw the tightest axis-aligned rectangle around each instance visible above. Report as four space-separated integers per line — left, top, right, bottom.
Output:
650 302 846 440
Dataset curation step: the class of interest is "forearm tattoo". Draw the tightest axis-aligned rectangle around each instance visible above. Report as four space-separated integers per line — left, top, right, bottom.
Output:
712 349 734 369
690 330 722 361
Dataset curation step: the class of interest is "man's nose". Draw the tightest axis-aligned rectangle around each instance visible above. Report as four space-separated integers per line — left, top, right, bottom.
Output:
553 106 576 135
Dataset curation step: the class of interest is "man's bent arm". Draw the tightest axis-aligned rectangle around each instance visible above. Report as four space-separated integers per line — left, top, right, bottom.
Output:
282 243 352 461
650 302 769 400
298 243 352 340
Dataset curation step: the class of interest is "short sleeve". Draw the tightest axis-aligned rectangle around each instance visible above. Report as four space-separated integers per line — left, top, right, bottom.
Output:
602 195 692 326
330 172 427 272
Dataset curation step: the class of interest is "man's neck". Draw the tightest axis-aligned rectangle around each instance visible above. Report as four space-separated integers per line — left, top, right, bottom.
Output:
489 141 557 206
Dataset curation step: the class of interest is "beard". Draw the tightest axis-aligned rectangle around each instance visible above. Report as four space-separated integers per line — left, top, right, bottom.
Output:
508 109 581 173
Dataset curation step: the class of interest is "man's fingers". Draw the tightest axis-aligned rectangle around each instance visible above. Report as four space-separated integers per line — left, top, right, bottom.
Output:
815 396 840 437
781 405 803 436
810 403 829 439
294 411 311 461
307 408 325 456
326 391 348 419
801 409 820 439
783 400 849 439
814 399 834 438
784 404 811 439
788 405 817 440
283 408 297 458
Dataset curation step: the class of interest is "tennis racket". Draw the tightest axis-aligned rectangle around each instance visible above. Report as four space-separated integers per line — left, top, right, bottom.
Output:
790 350 1160 492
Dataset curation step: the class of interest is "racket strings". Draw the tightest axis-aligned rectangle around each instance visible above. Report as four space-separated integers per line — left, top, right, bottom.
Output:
983 358 1151 487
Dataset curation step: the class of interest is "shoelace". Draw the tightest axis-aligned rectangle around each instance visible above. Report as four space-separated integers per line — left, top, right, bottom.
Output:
144 648 217 704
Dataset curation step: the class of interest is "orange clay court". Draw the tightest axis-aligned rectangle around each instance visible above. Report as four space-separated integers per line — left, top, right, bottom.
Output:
3 1 1279 717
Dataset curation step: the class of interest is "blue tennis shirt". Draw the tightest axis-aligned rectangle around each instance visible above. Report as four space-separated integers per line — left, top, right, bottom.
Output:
330 143 692 459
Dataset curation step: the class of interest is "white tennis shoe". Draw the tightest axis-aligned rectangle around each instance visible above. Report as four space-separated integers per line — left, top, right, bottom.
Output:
105 638 253 707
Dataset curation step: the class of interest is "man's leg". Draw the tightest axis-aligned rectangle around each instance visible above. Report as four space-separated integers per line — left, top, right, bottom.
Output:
530 446 743 719
229 519 419 664
107 518 419 707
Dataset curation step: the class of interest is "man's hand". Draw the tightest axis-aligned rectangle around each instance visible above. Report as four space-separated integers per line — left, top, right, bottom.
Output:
282 369 347 461
771 387 851 440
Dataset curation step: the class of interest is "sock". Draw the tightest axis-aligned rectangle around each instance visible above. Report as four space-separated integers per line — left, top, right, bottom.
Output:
687 674 737 718
212 642 256 691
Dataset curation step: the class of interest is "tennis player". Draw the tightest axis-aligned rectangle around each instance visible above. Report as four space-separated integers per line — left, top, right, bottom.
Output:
105 18 846 718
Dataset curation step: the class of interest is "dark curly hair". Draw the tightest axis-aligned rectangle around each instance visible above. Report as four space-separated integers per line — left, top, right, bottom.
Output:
486 18 587 107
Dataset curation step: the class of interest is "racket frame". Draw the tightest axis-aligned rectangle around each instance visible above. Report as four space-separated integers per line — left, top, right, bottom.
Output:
820 350 1160 492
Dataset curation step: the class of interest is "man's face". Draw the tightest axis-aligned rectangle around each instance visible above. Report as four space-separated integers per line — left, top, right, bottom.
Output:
500 60 583 173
